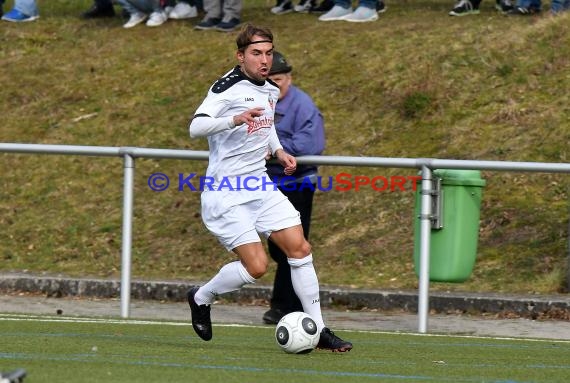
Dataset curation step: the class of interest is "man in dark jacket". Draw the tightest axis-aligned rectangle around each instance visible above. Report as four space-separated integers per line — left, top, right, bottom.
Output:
263 51 326 325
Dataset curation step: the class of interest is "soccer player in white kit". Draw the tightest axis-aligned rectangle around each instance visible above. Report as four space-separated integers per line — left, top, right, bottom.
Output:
187 23 352 352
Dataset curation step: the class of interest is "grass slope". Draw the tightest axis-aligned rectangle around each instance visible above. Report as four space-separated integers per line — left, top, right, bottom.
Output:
0 0 569 294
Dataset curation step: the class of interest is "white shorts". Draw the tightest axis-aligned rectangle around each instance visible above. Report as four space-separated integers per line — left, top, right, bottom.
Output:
200 188 301 251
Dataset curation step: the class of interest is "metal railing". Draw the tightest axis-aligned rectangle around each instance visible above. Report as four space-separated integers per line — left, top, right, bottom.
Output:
1 142 569 333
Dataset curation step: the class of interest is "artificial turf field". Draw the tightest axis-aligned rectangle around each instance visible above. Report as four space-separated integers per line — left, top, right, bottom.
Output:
1 314 569 382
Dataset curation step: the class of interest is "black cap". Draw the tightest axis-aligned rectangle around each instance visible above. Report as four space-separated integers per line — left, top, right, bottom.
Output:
269 51 292 75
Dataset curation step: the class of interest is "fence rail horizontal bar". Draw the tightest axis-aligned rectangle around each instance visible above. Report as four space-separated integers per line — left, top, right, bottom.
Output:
2 143 570 173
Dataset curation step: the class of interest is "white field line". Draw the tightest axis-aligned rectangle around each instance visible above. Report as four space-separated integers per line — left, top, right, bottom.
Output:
1 313 570 344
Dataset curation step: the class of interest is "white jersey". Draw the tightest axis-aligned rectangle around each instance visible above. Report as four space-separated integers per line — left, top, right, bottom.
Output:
194 66 281 189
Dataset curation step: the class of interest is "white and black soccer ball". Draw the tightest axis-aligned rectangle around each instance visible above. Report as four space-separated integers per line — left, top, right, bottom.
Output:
275 311 320 354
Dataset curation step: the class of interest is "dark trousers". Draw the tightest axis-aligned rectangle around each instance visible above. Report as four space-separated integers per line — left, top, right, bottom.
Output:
95 0 114 8
267 185 315 313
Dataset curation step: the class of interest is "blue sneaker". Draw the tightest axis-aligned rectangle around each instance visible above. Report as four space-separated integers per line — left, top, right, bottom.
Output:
2 8 39 22
215 17 240 32
194 17 221 30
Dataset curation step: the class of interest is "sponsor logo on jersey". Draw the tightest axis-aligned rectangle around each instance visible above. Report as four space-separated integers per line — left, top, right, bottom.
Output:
245 97 254 101
246 116 274 134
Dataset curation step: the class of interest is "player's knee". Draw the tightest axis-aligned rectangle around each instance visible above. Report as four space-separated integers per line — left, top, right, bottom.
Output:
288 240 311 259
246 258 268 279
301 240 311 256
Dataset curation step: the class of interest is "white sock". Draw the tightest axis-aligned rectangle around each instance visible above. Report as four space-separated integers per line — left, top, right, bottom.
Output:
288 254 325 332
194 261 256 305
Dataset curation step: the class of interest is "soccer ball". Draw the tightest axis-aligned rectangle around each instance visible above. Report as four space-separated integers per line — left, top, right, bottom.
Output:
275 311 320 354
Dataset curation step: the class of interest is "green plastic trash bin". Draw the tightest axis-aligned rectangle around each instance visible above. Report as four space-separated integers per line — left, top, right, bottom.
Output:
413 169 486 282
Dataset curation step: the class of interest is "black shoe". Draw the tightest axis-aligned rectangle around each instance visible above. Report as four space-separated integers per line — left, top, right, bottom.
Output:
377 0 387 13
262 308 288 325
187 287 212 341
294 0 316 13
194 17 221 30
495 0 514 12
507 6 541 14
81 4 116 19
449 0 480 16
310 0 333 13
317 327 353 352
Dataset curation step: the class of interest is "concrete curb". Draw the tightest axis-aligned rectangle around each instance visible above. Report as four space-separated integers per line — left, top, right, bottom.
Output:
1 273 569 319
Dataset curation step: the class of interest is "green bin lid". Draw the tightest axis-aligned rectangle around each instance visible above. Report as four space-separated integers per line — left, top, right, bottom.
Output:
433 169 486 187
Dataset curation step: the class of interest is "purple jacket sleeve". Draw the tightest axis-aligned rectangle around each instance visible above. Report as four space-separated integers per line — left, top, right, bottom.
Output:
275 86 325 156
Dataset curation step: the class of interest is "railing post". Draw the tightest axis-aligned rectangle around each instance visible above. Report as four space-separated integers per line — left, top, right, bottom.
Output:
567 189 570 292
418 165 432 333
121 154 135 318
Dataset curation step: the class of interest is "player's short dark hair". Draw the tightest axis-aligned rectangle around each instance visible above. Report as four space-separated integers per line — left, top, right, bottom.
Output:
236 24 274 53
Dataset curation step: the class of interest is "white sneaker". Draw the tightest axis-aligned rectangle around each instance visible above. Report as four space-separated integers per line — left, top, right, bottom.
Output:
294 0 313 12
344 6 378 22
271 0 293 14
318 5 352 21
146 11 168 27
169 2 198 19
123 12 148 28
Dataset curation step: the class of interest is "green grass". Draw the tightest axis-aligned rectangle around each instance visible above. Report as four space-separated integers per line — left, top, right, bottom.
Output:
1 314 569 382
0 1 569 294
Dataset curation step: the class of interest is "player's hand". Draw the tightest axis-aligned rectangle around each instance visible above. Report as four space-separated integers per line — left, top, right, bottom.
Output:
274 149 297 175
233 107 265 127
